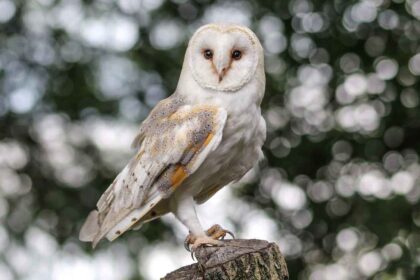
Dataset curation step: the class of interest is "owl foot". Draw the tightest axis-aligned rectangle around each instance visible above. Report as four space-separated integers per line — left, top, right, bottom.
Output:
184 234 220 252
205 224 235 240
192 235 222 250
184 224 234 252
184 235 222 260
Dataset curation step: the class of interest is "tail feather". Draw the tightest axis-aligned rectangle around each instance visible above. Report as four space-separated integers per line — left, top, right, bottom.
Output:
79 191 164 248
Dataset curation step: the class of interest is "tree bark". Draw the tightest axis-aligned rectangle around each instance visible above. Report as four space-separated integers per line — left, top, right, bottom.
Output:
161 239 289 280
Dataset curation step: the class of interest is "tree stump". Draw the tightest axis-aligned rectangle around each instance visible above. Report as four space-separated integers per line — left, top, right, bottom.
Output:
161 239 289 280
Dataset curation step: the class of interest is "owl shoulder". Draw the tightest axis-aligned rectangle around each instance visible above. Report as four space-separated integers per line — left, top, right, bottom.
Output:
131 94 185 148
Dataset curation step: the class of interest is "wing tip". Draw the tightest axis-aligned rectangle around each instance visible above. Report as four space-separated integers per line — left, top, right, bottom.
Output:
79 210 100 244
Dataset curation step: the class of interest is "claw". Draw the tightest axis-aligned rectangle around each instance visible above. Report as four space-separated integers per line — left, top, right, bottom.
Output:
184 239 191 252
225 230 235 239
184 232 195 252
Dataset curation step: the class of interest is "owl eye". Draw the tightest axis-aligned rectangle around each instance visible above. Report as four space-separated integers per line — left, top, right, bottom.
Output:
203 49 213 60
232 50 242 60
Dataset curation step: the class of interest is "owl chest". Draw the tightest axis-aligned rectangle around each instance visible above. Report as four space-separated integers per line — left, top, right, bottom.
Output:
181 87 265 194
201 104 264 182
221 107 262 159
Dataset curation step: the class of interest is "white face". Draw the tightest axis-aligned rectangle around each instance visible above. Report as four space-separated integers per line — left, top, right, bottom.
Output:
188 25 260 92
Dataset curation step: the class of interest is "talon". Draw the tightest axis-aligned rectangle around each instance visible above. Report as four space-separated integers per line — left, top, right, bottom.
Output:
184 240 191 252
184 232 196 252
225 230 235 239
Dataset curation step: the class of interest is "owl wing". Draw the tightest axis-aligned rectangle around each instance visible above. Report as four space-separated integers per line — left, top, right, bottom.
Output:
79 96 227 248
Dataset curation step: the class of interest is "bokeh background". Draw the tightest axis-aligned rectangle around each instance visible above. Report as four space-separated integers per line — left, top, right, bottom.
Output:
1 0 420 279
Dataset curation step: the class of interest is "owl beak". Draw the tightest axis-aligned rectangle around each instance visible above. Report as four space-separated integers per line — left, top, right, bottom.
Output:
216 60 228 83
218 68 227 82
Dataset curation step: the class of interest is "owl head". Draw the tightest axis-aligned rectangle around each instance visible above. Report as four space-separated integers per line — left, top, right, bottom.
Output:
180 23 264 93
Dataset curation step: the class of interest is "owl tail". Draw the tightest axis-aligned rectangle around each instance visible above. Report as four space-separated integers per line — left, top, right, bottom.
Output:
79 210 100 246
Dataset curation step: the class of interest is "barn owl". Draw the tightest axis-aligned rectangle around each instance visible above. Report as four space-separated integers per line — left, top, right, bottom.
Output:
79 23 266 251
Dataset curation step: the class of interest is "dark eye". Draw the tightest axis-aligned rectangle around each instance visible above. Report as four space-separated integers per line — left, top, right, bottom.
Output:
203 49 213 60
232 50 242 60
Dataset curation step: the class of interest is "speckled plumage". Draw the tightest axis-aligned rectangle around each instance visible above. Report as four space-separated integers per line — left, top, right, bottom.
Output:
79 23 266 248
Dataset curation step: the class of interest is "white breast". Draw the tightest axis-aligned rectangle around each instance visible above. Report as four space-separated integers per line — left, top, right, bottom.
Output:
174 59 266 198
179 81 266 197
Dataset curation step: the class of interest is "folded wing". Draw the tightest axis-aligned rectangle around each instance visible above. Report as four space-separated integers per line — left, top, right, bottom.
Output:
79 96 227 247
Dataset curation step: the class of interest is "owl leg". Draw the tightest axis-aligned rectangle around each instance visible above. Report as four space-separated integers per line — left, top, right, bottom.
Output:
173 196 222 252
